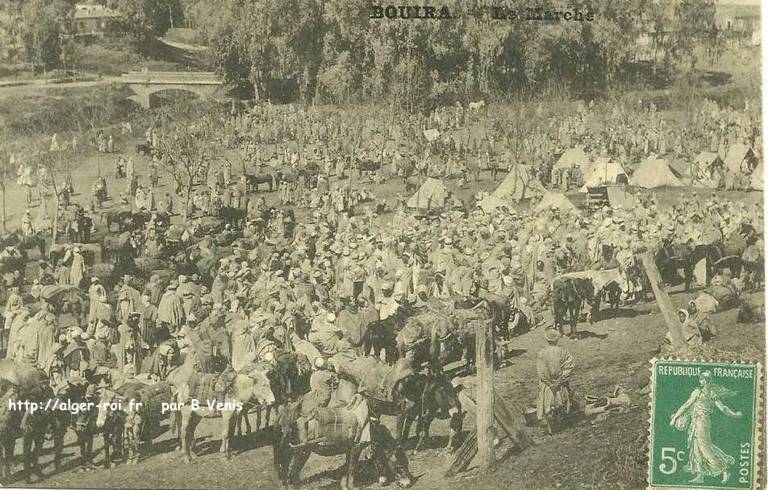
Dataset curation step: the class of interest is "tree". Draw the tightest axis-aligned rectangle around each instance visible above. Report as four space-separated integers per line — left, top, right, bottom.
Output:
155 118 218 221
201 0 702 109
19 0 73 73
60 38 81 73
0 147 13 233
36 146 73 244
108 0 184 54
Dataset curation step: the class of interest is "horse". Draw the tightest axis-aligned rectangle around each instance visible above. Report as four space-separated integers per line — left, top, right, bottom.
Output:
237 353 313 438
218 206 247 229
654 242 709 291
397 372 463 452
96 380 174 465
274 395 413 489
0 380 51 483
245 173 276 192
551 276 594 337
45 380 100 472
690 225 758 284
92 388 126 468
173 366 275 461
102 210 133 233
396 311 454 372
469 284 513 343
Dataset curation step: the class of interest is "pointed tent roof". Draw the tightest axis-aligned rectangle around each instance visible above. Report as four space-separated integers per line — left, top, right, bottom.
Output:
478 165 545 212
724 144 756 174
632 157 683 188
580 157 627 191
691 151 724 188
535 192 577 213
695 151 724 168
407 178 449 210
554 147 590 170
750 161 763 190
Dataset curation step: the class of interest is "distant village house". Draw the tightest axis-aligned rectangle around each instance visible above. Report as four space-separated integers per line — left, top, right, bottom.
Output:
72 3 122 38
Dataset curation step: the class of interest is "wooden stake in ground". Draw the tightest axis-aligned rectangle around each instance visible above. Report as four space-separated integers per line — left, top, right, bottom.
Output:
639 253 688 351
446 390 532 477
475 319 495 471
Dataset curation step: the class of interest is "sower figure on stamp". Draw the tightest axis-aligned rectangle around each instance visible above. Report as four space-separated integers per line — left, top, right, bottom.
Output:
670 371 743 485
537 328 574 435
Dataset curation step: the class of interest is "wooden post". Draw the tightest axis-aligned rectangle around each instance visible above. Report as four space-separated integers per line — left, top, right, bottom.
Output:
475 320 495 471
446 389 532 476
639 253 687 349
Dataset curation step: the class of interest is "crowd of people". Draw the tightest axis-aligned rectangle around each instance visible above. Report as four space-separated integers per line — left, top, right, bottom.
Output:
0 95 762 477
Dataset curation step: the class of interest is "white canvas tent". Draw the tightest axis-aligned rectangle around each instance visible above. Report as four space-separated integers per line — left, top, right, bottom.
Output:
407 178 449 210
478 165 545 212
553 147 590 170
535 192 577 213
724 144 757 175
692 151 724 188
579 157 627 191
631 157 683 188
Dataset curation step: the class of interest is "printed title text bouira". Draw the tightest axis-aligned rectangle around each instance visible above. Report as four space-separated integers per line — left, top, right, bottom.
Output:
370 5 595 21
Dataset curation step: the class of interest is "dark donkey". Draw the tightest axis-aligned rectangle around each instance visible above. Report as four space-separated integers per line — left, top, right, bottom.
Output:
551 276 595 337
654 241 709 290
0 380 52 483
273 395 413 489
397 372 463 452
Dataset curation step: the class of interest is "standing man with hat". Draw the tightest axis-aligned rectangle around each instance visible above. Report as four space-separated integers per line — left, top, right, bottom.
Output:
158 281 185 336
61 327 90 380
537 328 575 435
113 312 146 375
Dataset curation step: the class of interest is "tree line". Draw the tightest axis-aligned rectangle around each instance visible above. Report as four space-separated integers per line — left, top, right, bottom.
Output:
189 0 722 109
5 0 184 71
6 0 725 110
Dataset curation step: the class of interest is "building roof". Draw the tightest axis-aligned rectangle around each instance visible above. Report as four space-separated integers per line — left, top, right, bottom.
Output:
74 4 121 20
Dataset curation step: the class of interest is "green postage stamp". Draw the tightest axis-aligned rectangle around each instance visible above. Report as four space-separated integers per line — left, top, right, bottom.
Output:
648 359 763 490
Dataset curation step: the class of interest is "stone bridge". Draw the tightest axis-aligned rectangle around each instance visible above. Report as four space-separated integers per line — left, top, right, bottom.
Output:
120 71 224 108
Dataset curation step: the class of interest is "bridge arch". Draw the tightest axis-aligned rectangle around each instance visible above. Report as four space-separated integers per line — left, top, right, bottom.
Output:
120 71 223 109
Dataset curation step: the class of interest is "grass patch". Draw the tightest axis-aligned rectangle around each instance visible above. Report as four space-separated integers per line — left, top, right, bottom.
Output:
0 85 141 137
164 28 206 46
0 62 33 81
74 41 182 76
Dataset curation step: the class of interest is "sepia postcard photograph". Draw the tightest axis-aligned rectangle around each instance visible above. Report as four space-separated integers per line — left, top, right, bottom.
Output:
0 0 764 489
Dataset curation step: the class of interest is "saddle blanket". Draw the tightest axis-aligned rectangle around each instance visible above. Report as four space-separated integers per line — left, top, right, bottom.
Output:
185 368 236 404
307 396 370 444
558 269 622 293
335 357 413 403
